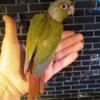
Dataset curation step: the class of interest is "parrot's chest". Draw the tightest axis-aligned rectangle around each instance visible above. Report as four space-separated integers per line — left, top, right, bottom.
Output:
38 18 62 45
34 18 63 63
42 40 48 46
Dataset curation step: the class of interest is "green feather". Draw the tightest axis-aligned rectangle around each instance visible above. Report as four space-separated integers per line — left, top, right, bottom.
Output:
24 13 46 72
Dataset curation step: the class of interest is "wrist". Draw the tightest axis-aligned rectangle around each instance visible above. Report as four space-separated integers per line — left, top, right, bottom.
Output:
0 72 26 100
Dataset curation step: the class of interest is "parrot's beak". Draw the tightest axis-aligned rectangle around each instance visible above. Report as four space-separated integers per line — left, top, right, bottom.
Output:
68 5 75 15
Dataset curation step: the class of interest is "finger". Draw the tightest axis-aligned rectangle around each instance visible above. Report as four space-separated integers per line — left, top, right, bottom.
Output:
61 31 75 39
3 15 18 42
54 41 84 61
56 33 84 52
53 52 78 75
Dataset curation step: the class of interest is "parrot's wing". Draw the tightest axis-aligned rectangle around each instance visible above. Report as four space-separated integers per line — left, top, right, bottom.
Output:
33 18 63 75
24 13 46 73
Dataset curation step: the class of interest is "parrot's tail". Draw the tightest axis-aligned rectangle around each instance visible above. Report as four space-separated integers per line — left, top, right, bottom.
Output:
28 72 45 100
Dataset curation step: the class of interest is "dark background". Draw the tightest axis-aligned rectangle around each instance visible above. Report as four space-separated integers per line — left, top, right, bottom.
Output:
0 0 100 100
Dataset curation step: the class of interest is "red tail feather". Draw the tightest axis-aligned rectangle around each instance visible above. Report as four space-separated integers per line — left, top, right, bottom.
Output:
28 72 45 100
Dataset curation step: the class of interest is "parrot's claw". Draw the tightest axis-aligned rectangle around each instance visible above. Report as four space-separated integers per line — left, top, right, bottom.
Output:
24 60 29 74
24 68 27 74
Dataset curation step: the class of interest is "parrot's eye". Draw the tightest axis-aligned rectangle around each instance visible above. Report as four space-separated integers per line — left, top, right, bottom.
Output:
60 3 68 10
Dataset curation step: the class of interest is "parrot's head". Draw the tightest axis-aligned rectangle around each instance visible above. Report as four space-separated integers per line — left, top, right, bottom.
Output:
48 0 75 22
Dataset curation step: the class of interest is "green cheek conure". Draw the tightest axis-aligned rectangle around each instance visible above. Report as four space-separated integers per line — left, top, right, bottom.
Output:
24 0 75 100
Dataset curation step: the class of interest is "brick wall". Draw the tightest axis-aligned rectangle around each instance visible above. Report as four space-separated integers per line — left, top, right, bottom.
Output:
0 0 100 100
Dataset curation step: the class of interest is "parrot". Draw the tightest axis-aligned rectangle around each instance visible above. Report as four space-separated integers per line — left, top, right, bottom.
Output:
24 0 75 100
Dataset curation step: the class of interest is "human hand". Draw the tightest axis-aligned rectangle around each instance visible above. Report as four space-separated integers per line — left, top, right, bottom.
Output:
0 15 83 99
44 31 84 82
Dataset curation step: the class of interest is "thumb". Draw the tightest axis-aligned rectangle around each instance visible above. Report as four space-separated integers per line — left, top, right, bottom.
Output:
0 15 20 73
2 15 26 79
0 15 28 94
3 15 18 42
